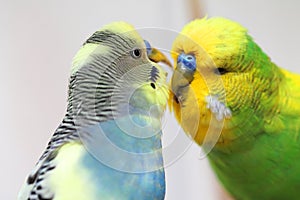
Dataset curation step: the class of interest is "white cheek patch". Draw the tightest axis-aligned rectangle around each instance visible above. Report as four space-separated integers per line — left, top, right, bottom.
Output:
205 95 232 121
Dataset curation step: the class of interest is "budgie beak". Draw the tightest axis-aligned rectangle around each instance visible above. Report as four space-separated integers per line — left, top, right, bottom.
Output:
171 53 196 93
148 48 172 67
144 40 172 67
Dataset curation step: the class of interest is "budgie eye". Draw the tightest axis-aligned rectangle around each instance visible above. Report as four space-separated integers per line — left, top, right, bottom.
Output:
214 67 228 75
130 48 142 59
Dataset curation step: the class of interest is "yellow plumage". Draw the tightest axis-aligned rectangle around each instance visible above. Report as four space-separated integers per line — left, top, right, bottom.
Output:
48 143 99 200
169 17 300 146
170 17 252 145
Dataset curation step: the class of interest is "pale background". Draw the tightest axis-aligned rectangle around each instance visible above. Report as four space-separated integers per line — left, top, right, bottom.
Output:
1 0 300 199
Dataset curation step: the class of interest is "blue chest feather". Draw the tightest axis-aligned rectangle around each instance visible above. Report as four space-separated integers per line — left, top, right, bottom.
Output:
79 114 165 199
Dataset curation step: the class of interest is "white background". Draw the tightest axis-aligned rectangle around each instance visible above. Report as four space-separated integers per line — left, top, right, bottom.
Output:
1 0 300 199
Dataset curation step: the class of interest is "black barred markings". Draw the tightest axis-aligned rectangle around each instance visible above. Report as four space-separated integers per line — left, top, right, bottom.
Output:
150 66 159 82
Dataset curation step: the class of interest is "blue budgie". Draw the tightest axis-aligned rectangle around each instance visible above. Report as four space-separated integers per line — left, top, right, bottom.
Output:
18 22 170 200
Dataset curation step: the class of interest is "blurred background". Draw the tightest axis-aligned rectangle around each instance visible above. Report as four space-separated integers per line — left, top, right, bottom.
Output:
2 0 300 199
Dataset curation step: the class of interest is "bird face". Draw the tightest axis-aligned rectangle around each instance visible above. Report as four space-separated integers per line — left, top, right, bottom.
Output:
170 50 231 145
169 18 271 146
109 39 170 119
69 23 170 125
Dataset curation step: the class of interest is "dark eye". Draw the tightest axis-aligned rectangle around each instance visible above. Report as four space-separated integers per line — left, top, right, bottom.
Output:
130 48 141 59
214 67 228 75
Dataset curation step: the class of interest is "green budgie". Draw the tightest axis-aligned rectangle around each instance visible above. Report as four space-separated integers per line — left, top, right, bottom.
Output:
169 17 300 199
18 22 170 200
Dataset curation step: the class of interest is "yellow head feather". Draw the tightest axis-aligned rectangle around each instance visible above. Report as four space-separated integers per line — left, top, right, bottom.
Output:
171 17 248 70
71 22 142 75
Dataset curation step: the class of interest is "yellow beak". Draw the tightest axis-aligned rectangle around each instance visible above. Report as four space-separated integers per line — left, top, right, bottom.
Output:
148 48 172 68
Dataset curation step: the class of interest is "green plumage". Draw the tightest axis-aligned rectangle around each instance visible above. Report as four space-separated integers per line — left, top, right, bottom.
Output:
210 70 300 199
170 17 300 199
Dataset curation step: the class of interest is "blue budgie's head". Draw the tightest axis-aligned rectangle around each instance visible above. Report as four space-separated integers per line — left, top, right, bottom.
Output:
68 22 170 124
66 22 171 173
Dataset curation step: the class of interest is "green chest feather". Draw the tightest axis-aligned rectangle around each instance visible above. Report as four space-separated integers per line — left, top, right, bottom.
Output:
209 130 300 200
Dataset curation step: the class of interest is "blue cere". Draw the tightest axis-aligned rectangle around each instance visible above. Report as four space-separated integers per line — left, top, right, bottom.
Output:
177 53 196 71
144 40 152 55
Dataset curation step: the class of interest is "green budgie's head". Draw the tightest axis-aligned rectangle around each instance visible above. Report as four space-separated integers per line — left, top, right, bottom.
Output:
68 22 170 125
170 17 284 148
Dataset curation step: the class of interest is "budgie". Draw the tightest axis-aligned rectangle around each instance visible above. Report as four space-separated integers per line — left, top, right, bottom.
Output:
18 22 170 200
169 17 300 199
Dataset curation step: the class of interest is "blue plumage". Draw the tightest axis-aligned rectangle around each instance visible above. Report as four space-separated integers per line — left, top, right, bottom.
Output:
78 114 165 199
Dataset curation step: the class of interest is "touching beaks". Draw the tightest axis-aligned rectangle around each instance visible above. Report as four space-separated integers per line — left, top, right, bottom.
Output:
144 40 172 68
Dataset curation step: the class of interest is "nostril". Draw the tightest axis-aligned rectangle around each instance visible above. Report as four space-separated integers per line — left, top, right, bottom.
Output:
186 56 193 60
174 96 179 104
150 83 156 89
